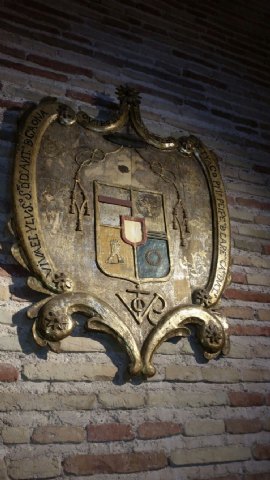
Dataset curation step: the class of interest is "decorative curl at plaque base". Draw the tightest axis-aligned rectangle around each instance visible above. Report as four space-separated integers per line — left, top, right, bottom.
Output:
28 292 142 375
28 293 229 378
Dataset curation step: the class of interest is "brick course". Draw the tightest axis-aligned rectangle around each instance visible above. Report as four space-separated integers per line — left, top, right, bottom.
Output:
87 423 134 442
63 452 168 475
137 421 182 439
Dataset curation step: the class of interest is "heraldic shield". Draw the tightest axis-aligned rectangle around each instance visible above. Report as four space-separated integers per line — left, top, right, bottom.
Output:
95 181 171 283
11 86 231 377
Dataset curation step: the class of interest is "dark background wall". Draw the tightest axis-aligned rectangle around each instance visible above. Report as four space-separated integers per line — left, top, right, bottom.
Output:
0 1 270 479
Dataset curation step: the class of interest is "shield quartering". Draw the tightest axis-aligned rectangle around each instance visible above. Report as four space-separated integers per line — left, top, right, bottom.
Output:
95 182 171 283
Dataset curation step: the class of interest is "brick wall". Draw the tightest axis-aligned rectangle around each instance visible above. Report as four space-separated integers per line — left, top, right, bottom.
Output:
0 0 270 478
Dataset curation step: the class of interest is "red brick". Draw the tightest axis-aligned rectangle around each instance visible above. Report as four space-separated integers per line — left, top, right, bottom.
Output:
171 48 217 70
1 20 92 58
1 58 68 82
3 11 60 35
183 70 227 90
252 443 270 460
87 423 134 442
235 197 270 211
224 288 270 303
0 43 25 59
4 3 70 29
255 215 270 225
229 325 270 336
19 0 80 22
262 244 270 255
227 195 236 205
231 272 247 284
244 474 270 480
253 165 270 175
63 452 168 475
211 109 257 127
229 391 265 407
64 32 93 44
0 364 19 382
65 89 95 105
225 417 262 434
0 99 23 109
134 3 162 16
137 422 182 439
65 89 117 111
27 54 93 78
220 306 254 320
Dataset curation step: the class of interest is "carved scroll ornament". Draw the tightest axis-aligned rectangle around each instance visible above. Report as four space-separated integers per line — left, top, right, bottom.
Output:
11 86 231 377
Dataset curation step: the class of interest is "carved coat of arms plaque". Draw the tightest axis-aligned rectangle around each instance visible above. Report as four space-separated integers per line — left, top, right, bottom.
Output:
12 86 231 377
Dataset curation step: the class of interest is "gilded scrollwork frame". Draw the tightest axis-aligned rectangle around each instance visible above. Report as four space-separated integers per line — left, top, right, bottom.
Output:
11 86 231 377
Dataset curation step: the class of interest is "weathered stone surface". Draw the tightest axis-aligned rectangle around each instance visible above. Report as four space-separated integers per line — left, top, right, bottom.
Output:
170 445 251 466
229 207 254 222
184 419 225 436
0 285 10 301
2 426 30 444
0 308 14 324
0 393 96 411
0 459 8 480
238 225 270 240
32 425 86 443
257 309 270 321
8 456 61 479
0 336 22 351
23 362 117 381
98 392 145 409
233 254 270 269
165 365 202 382
165 365 248 383
59 336 106 352
247 273 270 286
147 391 228 408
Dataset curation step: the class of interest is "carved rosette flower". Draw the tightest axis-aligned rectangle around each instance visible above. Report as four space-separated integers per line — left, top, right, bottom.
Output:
192 288 212 307
44 311 69 335
116 85 141 106
52 272 73 292
58 104 76 126
204 321 223 345
198 318 225 357
37 309 76 342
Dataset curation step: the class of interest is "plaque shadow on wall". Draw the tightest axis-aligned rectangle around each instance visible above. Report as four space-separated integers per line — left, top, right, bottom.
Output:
10 86 231 379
